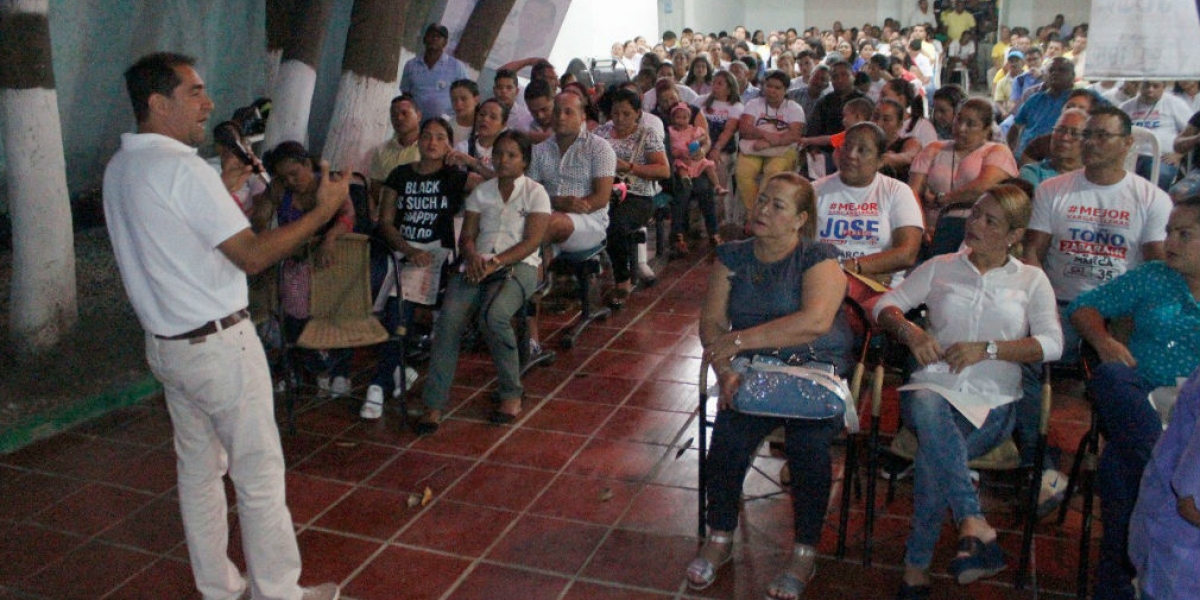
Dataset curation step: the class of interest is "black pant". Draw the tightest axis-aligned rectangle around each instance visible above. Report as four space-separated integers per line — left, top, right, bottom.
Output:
606 193 654 285
671 177 717 239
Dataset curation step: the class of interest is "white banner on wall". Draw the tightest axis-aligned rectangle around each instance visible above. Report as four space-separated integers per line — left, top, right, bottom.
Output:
1086 0 1200 80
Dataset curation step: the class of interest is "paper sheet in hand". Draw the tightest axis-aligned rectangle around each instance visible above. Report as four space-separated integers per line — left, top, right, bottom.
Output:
897 362 992 429
401 247 451 306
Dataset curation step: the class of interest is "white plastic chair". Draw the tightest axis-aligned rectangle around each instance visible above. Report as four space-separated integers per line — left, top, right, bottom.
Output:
1125 125 1160 185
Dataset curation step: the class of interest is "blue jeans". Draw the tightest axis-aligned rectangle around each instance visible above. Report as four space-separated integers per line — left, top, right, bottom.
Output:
1136 155 1180 192
421 264 537 411
1091 362 1162 600
902 388 1016 568
704 408 841 545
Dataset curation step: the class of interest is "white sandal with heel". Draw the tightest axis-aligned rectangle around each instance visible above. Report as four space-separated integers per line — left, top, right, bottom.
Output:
686 532 734 590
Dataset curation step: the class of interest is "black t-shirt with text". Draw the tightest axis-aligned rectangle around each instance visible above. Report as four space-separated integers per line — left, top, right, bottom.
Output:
383 164 468 249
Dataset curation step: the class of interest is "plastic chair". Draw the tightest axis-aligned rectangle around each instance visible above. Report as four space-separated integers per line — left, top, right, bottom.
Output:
1125 125 1160 185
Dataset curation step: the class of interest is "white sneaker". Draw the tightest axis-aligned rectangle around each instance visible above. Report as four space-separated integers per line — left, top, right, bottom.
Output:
330 376 351 398
316 375 332 398
636 262 656 282
1037 468 1067 519
361 385 385 419
392 366 419 398
301 582 340 600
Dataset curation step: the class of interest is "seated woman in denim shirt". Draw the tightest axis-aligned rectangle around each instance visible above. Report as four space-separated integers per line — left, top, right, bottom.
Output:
874 185 1062 599
689 172 853 600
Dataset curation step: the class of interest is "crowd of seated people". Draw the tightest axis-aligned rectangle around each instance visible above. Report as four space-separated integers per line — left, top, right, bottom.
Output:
216 10 1200 600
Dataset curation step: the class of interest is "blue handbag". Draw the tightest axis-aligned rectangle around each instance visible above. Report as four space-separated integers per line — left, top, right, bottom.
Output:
731 355 857 431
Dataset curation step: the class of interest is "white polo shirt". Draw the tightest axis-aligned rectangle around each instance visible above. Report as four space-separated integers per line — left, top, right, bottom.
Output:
104 132 249 337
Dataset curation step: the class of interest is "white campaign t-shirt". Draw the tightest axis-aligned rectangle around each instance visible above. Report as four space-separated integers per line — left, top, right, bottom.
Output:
1029 170 1172 301
1120 94 1194 157
815 173 924 286
738 97 806 157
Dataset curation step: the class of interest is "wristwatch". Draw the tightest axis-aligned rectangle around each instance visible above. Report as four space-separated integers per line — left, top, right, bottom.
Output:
985 341 999 360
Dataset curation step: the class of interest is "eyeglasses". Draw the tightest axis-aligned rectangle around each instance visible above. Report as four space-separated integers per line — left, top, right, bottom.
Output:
1051 126 1085 139
1081 130 1127 141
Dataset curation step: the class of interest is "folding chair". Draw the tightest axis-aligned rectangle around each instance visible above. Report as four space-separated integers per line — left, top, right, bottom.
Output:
280 233 391 431
870 364 1053 591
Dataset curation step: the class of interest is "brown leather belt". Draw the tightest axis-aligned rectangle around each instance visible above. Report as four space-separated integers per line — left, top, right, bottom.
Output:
155 309 249 341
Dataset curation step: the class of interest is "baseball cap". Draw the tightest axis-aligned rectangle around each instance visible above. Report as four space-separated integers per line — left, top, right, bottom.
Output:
1006 49 1025 61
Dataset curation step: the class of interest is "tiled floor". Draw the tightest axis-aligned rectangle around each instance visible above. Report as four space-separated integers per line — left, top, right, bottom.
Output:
0 242 1098 600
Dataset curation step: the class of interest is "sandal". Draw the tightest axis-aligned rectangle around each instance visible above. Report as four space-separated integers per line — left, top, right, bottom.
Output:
948 535 1006 585
765 544 816 600
671 234 689 258
607 287 631 310
413 410 442 435
685 532 733 590
489 397 522 425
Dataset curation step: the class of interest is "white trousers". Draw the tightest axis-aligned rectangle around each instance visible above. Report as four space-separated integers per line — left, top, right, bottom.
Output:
146 320 302 600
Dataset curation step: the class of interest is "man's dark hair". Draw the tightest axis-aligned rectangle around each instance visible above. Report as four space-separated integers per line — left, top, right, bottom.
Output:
1089 105 1133 136
523 77 554 103
869 53 889 70
531 60 555 81
494 68 518 85
450 79 479 96
124 52 195 123
663 30 677 41
494 129 534 167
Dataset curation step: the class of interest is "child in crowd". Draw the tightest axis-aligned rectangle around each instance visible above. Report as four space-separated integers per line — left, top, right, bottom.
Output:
668 102 726 194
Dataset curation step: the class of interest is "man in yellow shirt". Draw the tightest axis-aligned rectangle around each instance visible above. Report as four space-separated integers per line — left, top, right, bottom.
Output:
941 1 977 45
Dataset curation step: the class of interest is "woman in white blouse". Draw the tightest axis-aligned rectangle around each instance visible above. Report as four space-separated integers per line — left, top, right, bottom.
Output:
873 185 1062 599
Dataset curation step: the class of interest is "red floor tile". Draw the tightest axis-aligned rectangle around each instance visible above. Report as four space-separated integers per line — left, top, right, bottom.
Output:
565 438 668 482
99 495 186 554
408 418 509 458
519 366 578 396
292 439 398 483
626 379 701 413
20 540 156 600
652 355 706 384
443 462 556 511
281 430 333 466
672 334 705 358
620 484 701 537
0 523 84 586
487 428 588 471
106 446 178 493
295 529 384 586
366 449 474 494
285 472 354 524
290 401 359 437
104 557 198 600
579 350 667 382
312 487 420 540
0 469 79 522
595 406 694 446
554 373 640 404
561 581 674 599
344 545 469 600
583 528 697 591
523 398 617 436
528 474 640 526
396 500 517 557
613 329 685 354
485 514 608 574
635 311 700 335
447 563 570 600
32 482 154 537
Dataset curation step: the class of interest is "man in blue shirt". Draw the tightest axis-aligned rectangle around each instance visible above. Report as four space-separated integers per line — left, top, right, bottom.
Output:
1007 57 1075 157
400 23 468 121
